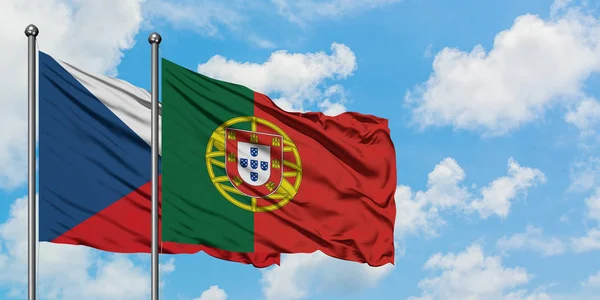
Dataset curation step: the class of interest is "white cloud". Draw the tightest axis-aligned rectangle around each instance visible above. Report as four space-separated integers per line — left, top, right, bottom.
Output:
143 0 399 47
0 196 174 299
146 0 402 38
504 290 553 300
570 185 600 253
318 99 347 116
469 158 546 219
569 157 600 192
496 225 566 257
394 184 445 238
247 35 277 49
394 158 468 238
272 0 401 24
396 157 545 238
197 42 356 113
424 44 434 58
586 188 600 222
317 85 348 116
160 257 175 273
74 256 150 300
0 0 145 189
571 228 600 253
406 3 600 136
565 97 600 137
409 244 545 300
143 0 243 37
194 285 228 300
550 0 573 17
260 251 393 300
569 188 600 254
582 270 600 289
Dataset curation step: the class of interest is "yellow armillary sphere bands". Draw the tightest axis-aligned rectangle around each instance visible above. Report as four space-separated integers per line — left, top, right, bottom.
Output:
205 116 302 212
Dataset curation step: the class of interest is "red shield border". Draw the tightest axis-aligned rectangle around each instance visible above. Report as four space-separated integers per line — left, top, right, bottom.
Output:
224 128 283 197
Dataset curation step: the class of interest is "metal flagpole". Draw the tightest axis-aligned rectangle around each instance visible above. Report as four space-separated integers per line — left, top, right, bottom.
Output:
25 24 39 300
148 32 162 300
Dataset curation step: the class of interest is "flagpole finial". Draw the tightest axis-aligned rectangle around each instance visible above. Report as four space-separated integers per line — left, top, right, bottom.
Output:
148 32 162 44
24 24 39 37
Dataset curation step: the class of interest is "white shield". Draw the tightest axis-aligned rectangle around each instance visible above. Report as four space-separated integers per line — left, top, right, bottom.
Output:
237 142 271 186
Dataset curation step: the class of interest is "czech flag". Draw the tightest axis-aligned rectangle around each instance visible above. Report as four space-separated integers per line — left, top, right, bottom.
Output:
37 51 279 268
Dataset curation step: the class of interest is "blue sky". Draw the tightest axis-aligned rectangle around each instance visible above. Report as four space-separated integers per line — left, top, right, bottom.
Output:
1 0 600 299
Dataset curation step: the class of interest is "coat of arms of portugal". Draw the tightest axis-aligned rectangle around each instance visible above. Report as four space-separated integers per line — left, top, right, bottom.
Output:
205 116 303 212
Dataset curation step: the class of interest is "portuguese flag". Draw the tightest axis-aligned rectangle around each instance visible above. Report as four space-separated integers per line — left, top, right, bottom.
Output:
161 58 397 266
